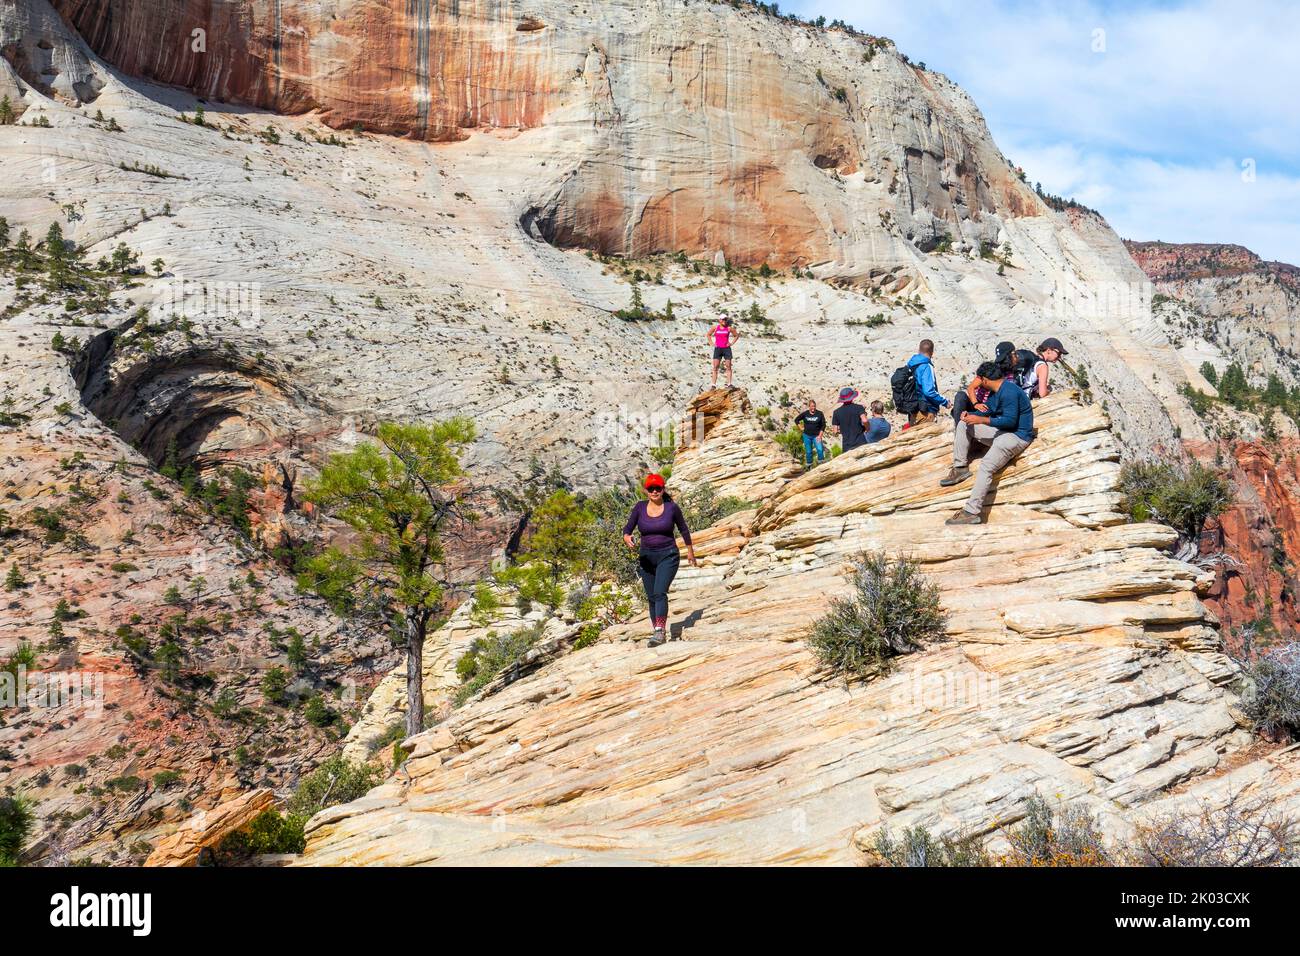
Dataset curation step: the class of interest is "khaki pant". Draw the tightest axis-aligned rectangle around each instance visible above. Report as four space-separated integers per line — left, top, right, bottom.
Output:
953 424 1031 515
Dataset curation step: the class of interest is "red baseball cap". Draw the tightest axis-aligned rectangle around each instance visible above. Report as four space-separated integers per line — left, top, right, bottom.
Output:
644 473 666 490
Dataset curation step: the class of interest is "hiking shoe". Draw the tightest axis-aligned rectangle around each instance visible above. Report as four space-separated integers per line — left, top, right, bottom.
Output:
648 627 666 647
945 510 982 526
938 467 972 487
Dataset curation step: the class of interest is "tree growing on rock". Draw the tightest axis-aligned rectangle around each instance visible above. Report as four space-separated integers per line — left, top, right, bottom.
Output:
500 488 595 608
302 419 476 736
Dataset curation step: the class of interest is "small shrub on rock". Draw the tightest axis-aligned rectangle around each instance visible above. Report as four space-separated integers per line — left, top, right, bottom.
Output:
806 552 945 680
1119 459 1232 540
871 825 990 867
288 756 384 819
1235 642 1300 740
1001 793 1112 866
0 796 34 865
1128 792 1298 866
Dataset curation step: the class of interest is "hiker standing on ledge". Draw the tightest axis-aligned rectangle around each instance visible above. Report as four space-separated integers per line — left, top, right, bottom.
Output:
793 399 828 467
709 316 738 389
623 473 697 647
831 386 869 452
939 360 1035 525
893 339 950 427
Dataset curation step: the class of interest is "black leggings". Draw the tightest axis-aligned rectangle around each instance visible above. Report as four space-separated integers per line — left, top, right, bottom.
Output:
637 547 680 620
951 391 973 422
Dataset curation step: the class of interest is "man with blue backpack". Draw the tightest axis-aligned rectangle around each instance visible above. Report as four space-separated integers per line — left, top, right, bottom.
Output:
891 339 950 426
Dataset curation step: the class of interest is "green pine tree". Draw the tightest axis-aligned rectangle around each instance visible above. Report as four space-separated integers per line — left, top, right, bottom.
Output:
300 419 476 735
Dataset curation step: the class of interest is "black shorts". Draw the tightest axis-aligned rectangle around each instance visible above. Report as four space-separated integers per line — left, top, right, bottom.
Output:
713 346 733 360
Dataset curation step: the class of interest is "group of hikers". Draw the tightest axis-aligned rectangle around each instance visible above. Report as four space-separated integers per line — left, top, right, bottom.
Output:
623 325 1069 644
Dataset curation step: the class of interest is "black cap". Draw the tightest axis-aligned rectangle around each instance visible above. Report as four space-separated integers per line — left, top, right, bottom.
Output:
994 341 1016 361
1039 337 1068 355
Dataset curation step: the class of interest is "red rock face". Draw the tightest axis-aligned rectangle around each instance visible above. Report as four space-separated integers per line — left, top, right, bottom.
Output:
49 0 576 140
42 0 1037 270
1191 440 1300 651
1127 240 1300 290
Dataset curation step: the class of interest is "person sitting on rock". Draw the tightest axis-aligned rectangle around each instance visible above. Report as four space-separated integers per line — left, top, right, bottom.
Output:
1012 338 1067 400
793 399 828 467
952 341 1016 422
831 386 869 452
709 316 738 389
865 400 891 444
939 360 1035 525
623 473 698 646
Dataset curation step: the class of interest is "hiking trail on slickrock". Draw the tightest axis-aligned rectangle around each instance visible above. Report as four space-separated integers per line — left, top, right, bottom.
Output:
301 388 1300 865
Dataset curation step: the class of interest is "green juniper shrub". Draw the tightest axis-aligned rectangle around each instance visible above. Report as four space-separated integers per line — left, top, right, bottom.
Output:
806 552 946 680
214 809 305 861
871 825 991 867
288 756 383 819
303 694 335 728
0 796 34 865
454 620 546 706
260 666 289 705
1118 459 1232 540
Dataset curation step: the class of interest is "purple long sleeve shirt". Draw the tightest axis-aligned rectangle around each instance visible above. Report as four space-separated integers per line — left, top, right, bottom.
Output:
623 500 692 551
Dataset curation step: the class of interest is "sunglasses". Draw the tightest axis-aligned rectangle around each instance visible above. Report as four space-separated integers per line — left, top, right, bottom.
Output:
647 486 664 492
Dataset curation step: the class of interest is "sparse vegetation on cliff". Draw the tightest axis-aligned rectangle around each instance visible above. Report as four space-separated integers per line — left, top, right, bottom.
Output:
876 790 1299 867
1235 642 1300 741
807 552 946 680
1118 459 1232 541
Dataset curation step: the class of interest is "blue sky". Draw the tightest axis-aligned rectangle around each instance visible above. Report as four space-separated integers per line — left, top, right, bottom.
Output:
785 0 1300 264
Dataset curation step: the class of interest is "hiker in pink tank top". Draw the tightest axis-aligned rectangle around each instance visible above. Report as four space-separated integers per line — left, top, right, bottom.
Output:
708 316 739 388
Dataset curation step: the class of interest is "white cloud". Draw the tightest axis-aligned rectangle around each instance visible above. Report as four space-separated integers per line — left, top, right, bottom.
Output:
789 0 1300 261
1003 138 1300 261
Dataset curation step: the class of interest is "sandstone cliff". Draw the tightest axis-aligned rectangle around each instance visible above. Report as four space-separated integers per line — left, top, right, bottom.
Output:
1195 441 1300 650
1129 239 1300 391
299 389 1300 865
0 1 1267 863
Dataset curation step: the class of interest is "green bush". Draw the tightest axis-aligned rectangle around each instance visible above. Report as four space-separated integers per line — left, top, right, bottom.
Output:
287 756 384 819
806 552 945 680
871 826 990 867
215 809 305 860
1001 793 1110 866
0 796 34 866
454 621 545 705
1119 459 1232 540
261 666 289 705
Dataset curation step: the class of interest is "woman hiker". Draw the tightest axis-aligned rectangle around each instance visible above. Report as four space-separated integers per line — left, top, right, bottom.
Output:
623 473 698 646
1012 337 1067 399
709 315 738 388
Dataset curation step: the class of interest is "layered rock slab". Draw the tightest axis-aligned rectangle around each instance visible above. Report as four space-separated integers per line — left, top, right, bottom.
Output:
300 390 1293 865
